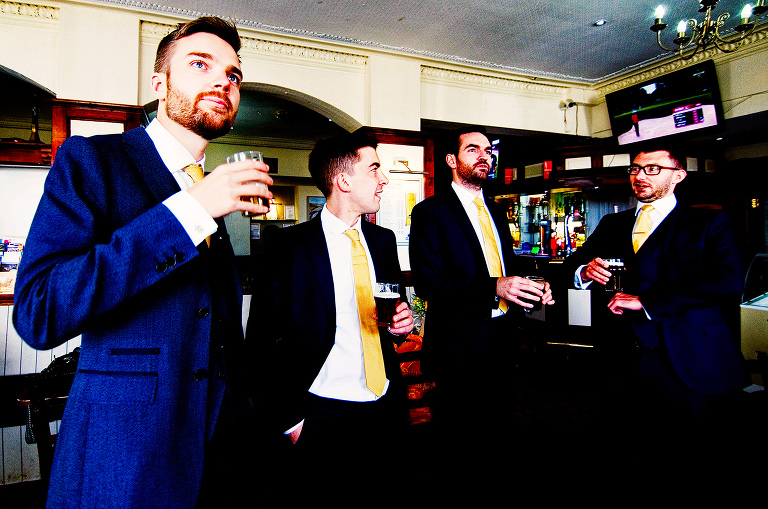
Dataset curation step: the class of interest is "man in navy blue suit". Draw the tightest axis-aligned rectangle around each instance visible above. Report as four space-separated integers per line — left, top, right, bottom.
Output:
564 147 746 440
247 133 413 507
13 17 271 509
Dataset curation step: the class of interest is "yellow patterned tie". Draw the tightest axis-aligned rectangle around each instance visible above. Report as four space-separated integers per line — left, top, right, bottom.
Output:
344 229 386 397
633 204 654 253
183 164 210 247
183 163 204 184
473 197 507 313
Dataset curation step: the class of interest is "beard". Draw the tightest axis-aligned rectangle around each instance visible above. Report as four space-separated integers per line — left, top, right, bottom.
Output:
455 159 489 190
633 176 673 202
164 78 236 140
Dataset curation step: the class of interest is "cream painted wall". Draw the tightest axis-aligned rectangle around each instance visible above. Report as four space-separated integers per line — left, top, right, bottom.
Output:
0 2 59 93
55 4 140 103
367 54 421 130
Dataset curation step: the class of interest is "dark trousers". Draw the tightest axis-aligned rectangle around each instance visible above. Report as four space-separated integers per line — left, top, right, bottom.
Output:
278 391 407 508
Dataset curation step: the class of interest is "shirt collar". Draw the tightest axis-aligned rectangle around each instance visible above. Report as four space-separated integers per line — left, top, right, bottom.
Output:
451 181 484 206
636 193 676 217
321 205 363 237
145 119 205 172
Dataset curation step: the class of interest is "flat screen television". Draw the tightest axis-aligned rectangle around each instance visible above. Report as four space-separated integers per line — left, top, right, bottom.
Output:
605 60 724 146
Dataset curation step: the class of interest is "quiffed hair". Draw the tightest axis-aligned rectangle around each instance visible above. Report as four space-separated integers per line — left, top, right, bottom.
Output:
308 134 378 197
154 16 241 74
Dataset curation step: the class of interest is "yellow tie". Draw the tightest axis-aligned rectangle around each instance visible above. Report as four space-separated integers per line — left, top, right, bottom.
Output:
474 197 507 313
183 164 210 247
633 204 654 253
344 229 386 397
183 163 204 184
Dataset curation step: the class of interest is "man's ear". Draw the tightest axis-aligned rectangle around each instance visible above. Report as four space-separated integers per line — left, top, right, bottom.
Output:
673 169 687 185
446 154 457 170
151 73 168 102
334 172 351 193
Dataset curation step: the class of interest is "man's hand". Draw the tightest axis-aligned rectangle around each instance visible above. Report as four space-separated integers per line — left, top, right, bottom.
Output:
186 159 273 218
581 257 612 286
388 301 414 335
496 276 555 310
607 292 643 315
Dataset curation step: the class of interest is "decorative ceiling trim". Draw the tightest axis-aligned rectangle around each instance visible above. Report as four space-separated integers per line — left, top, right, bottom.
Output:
90 0 600 83
0 1 58 20
140 20 367 70
421 66 566 97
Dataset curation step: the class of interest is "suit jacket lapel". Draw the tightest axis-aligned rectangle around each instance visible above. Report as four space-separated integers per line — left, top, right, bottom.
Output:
123 127 182 204
303 216 336 323
445 189 488 275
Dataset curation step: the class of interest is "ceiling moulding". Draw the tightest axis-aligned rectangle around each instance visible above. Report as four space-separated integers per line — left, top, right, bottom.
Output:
140 21 367 71
0 1 58 21
421 66 567 99
91 0 597 84
594 25 768 99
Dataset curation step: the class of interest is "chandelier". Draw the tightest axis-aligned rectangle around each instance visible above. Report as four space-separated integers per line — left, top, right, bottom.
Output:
651 0 767 59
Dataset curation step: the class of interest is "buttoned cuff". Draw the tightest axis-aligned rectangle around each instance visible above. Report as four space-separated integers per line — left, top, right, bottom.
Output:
163 191 217 246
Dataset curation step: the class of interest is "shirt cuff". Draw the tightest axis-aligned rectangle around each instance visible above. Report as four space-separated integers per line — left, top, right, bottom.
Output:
574 264 593 289
163 191 217 246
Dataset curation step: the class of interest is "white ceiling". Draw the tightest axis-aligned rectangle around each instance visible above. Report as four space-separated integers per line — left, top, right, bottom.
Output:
94 0 765 83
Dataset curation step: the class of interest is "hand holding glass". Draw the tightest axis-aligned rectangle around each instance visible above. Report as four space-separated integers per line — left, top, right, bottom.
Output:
226 150 268 217
522 275 545 313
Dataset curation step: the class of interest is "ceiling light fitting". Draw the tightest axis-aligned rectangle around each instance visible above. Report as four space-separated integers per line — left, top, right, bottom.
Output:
651 1 767 59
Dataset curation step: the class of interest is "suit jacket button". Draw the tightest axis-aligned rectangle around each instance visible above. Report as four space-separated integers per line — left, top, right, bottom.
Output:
174 252 186 263
194 369 208 381
155 261 168 272
196 307 210 318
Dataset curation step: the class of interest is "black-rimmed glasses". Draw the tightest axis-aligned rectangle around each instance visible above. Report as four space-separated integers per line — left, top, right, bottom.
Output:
627 164 681 175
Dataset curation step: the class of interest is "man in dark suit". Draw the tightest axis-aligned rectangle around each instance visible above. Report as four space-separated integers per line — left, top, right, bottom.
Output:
408 127 553 489
563 147 746 442
247 133 413 507
13 17 271 509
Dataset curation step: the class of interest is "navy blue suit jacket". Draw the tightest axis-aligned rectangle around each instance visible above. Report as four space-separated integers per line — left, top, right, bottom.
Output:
563 203 745 394
13 128 244 508
409 188 520 377
247 216 407 433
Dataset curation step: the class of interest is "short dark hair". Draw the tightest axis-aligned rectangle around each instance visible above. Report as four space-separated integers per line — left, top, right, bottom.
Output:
154 16 241 74
308 133 379 197
633 146 686 170
450 125 488 156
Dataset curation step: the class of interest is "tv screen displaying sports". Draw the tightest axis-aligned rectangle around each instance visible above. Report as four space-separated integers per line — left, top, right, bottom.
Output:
605 60 724 146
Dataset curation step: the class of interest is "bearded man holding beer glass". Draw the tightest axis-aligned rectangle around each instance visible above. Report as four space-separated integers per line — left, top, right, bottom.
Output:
562 146 747 476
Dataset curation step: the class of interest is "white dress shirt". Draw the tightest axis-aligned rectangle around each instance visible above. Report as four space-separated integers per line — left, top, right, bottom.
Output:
145 119 218 246
452 182 507 318
307 205 390 402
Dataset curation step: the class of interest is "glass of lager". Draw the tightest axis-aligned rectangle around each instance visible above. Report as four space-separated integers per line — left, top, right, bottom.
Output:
226 150 268 217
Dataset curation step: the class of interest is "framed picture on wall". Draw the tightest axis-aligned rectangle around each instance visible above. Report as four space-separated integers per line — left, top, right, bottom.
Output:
307 196 326 221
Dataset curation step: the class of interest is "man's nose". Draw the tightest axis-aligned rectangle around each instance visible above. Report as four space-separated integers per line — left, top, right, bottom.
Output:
212 72 231 91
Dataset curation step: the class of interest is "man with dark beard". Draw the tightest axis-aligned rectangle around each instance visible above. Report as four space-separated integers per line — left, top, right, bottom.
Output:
408 127 553 496
13 16 268 509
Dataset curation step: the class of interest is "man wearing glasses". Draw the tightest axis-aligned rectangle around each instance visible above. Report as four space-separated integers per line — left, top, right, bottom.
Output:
563 148 745 455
